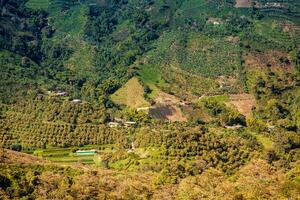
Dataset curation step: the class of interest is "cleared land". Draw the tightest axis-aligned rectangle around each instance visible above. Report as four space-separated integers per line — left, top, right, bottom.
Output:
149 91 187 122
154 91 181 105
149 105 187 122
226 94 256 118
111 77 150 109
235 0 252 8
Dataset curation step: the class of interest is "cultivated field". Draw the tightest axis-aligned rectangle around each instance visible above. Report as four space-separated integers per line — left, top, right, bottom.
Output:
25 144 115 165
149 105 187 122
149 91 187 122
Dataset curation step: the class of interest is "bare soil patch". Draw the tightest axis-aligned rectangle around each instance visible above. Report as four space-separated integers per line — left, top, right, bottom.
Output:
235 0 252 8
279 21 300 36
226 94 256 118
150 91 187 122
149 105 187 122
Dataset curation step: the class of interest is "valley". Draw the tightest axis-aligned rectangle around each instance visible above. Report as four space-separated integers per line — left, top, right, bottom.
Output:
0 0 300 199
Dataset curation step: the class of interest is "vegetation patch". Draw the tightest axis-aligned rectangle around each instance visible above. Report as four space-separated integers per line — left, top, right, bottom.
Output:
110 77 150 109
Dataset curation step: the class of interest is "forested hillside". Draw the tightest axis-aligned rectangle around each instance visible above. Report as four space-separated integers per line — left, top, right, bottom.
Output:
0 0 300 199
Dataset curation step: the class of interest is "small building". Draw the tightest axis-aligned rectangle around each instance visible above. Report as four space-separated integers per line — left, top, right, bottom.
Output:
225 124 243 130
137 107 150 112
268 125 275 131
55 91 69 97
207 18 222 25
76 150 97 156
108 122 121 128
265 2 283 8
72 99 82 104
125 121 137 127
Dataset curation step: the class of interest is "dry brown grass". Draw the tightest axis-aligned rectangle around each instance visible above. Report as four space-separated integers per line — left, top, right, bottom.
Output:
226 94 256 118
0 149 48 164
279 21 300 36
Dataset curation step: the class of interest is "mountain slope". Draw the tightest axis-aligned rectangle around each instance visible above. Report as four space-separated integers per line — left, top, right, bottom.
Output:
0 0 300 199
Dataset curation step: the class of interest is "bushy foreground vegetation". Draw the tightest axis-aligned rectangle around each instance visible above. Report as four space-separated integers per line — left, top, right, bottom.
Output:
0 154 299 199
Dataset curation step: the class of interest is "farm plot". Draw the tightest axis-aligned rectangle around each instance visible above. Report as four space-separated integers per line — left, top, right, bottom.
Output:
27 145 115 165
225 94 256 118
149 105 187 122
235 0 252 8
149 91 187 122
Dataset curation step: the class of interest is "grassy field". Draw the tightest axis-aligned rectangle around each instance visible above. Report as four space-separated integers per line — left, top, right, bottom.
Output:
110 77 150 109
138 65 165 86
138 65 166 99
108 147 162 171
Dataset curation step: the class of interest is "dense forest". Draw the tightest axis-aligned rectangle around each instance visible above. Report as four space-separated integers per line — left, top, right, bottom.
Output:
0 0 300 199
